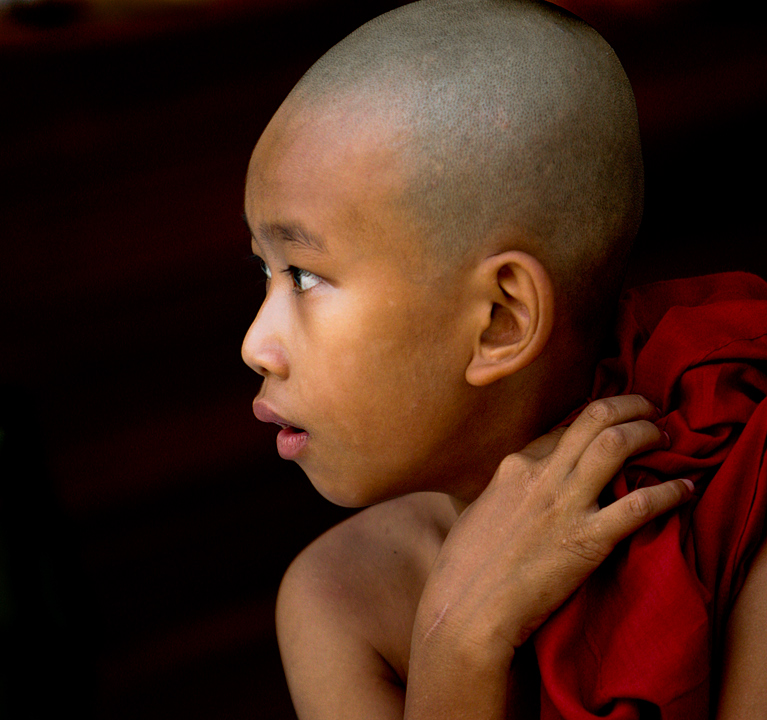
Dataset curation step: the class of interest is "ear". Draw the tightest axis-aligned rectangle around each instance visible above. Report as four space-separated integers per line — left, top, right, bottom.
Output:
465 251 555 387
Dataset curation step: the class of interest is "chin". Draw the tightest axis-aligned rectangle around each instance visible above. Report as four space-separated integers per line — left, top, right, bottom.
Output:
308 476 382 509
302 464 407 509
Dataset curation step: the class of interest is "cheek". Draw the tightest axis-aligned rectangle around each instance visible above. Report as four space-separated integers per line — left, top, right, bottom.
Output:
307 306 465 447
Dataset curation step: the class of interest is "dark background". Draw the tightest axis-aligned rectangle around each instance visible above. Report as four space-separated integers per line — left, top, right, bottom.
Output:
1 0 765 717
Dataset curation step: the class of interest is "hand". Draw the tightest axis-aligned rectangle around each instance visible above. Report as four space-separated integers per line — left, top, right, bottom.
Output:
413 394 693 668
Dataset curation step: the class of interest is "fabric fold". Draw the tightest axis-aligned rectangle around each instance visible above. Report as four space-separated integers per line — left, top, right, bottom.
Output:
534 272 767 719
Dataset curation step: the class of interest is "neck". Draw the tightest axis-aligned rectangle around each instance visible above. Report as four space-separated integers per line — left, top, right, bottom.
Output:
448 337 597 511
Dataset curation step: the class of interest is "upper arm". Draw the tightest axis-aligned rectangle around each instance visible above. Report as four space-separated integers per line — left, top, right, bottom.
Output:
276 523 407 720
717 535 767 719
275 495 452 720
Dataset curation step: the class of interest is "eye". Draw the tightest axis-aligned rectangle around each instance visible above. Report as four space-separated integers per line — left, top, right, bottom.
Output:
249 254 271 280
288 266 321 292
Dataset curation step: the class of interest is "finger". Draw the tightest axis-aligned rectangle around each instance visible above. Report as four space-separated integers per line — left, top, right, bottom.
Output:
518 427 567 462
570 419 667 497
553 395 659 469
595 478 694 547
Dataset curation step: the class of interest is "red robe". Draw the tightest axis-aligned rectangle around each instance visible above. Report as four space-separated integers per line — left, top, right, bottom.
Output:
534 272 767 719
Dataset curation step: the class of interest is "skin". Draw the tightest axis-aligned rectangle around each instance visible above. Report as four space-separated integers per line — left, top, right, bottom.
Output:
241 98 767 718
242 98 581 508
275 401 693 720
241 3 767 715
286 0 644 354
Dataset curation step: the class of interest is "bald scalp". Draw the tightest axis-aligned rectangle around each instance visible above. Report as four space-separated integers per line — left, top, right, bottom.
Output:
287 0 643 339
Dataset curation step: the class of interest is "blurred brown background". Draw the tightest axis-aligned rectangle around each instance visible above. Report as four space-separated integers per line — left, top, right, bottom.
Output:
1 0 765 718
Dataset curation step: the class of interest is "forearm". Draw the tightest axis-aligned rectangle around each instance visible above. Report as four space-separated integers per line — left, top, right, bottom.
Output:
405 644 511 719
403 598 515 720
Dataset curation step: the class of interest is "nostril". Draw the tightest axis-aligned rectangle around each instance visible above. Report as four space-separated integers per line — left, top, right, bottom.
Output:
255 363 272 378
242 343 289 380
241 307 289 379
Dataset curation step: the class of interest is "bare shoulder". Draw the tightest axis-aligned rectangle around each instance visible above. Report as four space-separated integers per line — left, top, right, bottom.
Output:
717 535 767 718
276 492 457 719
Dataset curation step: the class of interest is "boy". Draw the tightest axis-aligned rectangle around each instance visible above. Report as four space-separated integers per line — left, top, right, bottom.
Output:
241 1 767 717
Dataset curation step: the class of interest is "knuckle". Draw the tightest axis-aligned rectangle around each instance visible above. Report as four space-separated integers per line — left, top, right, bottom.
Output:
497 453 535 483
597 425 630 456
626 490 654 519
499 453 524 473
585 398 620 426
561 525 610 564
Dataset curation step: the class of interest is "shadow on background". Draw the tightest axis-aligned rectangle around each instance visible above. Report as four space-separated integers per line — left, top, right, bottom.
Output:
1 0 765 718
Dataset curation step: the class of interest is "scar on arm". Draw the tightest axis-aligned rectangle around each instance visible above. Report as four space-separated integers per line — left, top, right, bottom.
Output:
422 603 450 642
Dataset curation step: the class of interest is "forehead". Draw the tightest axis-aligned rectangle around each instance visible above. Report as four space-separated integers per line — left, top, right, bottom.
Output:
244 96 457 284
246 98 408 227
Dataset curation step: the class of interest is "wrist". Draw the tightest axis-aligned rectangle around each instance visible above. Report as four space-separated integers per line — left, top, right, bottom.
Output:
411 596 517 674
405 605 513 720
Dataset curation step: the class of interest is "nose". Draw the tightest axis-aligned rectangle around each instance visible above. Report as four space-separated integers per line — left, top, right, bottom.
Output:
241 296 290 380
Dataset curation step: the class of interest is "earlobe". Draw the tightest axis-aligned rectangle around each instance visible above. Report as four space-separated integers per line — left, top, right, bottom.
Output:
465 252 554 387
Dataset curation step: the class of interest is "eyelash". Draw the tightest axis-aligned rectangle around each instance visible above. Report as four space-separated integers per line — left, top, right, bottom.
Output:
283 266 321 293
249 255 320 293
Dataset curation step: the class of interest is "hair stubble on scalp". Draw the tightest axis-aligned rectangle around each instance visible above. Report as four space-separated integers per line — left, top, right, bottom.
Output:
285 0 644 347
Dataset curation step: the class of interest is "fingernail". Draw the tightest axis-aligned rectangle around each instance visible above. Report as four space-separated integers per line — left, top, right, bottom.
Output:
680 478 694 493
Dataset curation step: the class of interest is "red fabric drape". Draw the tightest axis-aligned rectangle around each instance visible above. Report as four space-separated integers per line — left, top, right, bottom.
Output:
534 272 767 719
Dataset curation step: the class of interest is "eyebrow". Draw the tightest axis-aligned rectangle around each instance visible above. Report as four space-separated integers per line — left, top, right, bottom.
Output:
242 212 327 253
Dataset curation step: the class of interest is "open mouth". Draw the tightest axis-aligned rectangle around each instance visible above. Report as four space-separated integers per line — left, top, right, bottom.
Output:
253 402 303 431
276 425 309 459
252 401 309 458
272 419 306 434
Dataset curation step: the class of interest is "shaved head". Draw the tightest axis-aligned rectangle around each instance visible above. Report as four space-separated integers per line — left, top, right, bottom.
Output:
270 0 643 342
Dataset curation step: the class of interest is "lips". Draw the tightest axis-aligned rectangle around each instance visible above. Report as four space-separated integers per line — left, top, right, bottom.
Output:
252 400 309 460
252 401 302 430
